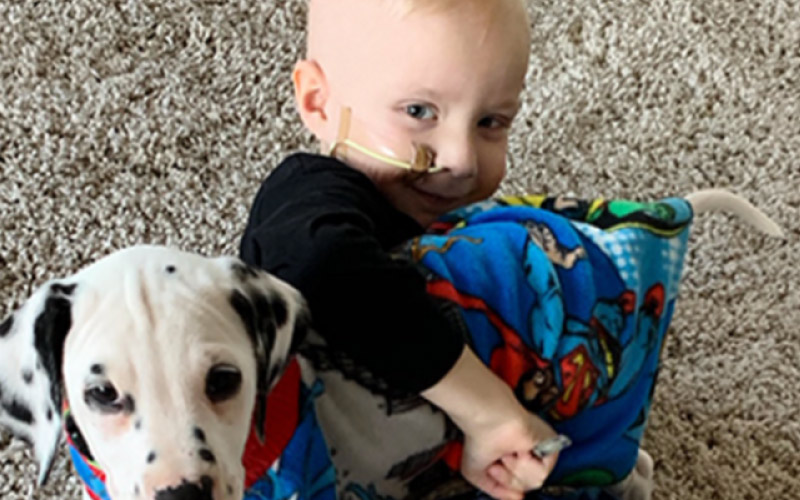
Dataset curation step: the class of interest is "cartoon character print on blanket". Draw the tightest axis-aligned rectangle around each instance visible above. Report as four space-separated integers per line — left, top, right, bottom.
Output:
402 194 692 498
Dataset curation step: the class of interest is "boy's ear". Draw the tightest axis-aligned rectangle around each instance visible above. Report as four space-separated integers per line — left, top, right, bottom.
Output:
292 59 331 142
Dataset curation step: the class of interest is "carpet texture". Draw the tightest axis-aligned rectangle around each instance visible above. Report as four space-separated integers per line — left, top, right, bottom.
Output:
1 1 797 498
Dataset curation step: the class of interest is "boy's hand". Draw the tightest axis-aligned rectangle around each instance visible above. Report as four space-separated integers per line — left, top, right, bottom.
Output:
421 347 561 500
461 410 559 499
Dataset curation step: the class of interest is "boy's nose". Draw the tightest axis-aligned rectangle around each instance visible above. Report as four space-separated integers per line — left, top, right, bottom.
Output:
434 133 478 178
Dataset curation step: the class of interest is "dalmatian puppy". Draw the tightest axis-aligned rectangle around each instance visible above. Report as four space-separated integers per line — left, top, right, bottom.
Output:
0 246 309 500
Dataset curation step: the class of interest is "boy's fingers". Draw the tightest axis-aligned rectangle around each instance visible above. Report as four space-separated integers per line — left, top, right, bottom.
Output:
544 452 559 472
468 469 523 500
500 454 548 490
487 462 521 490
481 478 524 500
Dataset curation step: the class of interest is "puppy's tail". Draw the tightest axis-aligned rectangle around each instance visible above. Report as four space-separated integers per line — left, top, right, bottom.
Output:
685 189 784 237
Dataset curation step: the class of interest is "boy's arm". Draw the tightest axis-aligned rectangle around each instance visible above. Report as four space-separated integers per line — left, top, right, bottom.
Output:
241 155 558 498
421 345 521 433
240 154 464 393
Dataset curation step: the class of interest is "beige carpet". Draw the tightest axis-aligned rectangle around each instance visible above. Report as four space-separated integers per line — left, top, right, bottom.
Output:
1 0 798 498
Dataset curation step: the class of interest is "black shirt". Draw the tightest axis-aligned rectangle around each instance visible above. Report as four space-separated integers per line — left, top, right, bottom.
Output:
240 153 465 392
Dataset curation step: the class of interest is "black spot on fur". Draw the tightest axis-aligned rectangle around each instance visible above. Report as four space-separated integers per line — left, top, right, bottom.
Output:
268 364 282 386
231 262 258 282
123 394 136 413
290 306 312 354
198 448 216 463
227 484 233 495
230 290 276 355
50 283 76 296
252 391 268 444
90 364 104 375
166 265 176 274
194 427 206 443
2 399 34 424
22 370 33 384
46 407 53 421
33 293 74 412
135 419 142 430
229 290 257 342
229 288 279 443
65 413 94 461
0 315 12 337
147 451 157 464
251 293 277 352
271 295 288 328
135 484 141 496
154 476 213 500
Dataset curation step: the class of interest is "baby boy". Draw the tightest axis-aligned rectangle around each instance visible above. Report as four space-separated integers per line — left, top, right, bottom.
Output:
241 1 654 499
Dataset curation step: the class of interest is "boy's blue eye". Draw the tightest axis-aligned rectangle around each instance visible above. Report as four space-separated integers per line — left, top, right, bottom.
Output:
406 104 437 120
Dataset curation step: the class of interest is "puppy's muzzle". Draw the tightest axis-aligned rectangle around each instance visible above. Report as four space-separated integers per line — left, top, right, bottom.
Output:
154 476 214 500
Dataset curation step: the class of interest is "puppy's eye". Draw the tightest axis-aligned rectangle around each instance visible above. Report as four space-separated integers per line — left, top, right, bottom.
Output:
84 383 123 413
206 364 242 403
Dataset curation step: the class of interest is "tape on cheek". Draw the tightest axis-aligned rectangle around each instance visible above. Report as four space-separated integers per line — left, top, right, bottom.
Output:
409 143 439 173
328 107 443 173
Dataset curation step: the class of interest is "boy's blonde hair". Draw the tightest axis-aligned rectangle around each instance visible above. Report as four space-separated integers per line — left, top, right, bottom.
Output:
306 0 530 52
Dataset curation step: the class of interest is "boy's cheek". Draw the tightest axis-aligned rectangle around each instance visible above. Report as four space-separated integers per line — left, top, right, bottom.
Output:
474 158 507 200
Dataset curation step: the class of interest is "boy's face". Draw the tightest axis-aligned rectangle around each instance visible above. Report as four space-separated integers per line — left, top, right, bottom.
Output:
299 0 531 226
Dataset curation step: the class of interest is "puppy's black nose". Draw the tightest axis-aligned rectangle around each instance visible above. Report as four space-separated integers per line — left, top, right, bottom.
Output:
154 476 214 500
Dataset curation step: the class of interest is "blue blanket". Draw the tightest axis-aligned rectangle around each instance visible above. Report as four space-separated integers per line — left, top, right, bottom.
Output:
408 195 692 496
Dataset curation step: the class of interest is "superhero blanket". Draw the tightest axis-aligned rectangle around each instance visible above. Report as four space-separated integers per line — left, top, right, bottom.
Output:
67 195 693 500
407 194 693 498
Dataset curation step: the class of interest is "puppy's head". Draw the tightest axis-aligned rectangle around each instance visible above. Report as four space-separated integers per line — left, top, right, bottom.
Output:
0 245 309 500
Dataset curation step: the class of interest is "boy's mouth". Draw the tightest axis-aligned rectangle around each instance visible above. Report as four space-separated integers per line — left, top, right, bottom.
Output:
410 186 462 212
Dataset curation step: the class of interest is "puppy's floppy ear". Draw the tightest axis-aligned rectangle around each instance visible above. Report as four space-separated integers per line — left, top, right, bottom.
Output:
0 280 76 486
227 260 311 442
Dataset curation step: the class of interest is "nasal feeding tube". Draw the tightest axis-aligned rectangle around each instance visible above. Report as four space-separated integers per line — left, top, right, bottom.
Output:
328 107 444 174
